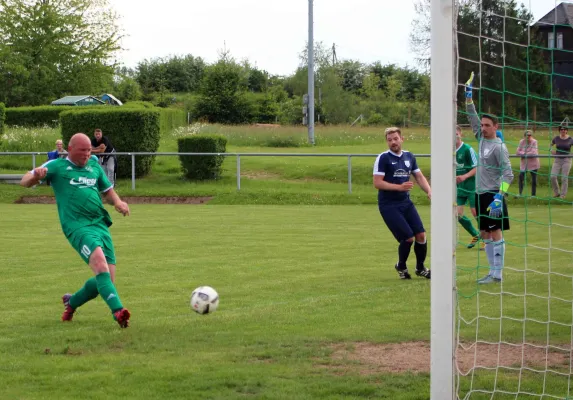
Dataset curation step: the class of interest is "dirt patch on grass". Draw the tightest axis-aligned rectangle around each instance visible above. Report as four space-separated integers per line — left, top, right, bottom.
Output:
326 341 571 375
15 196 213 204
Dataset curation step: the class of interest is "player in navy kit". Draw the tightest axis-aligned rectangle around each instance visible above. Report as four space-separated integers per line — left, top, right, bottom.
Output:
373 127 432 280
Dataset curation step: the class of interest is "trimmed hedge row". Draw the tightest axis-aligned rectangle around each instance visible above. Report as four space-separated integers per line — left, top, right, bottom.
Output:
178 135 227 180
5 104 186 135
60 109 161 179
0 102 4 135
5 106 103 127
160 108 187 134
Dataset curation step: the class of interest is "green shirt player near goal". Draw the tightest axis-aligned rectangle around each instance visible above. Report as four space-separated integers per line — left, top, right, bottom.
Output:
455 125 483 250
20 133 131 328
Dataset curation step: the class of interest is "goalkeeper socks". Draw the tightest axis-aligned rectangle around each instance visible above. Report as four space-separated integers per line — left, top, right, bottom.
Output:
69 277 99 309
458 215 479 237
95 272 124 313
484 240 495 275
414 240 428 269
492 239 505 280
397 240 413 268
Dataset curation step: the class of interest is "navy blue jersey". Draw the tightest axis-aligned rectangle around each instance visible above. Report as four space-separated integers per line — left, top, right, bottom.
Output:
373 150 420 204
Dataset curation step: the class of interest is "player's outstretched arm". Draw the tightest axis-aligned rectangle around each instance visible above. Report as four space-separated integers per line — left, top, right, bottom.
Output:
464 73 481 140
102 188 130 216
413 171 432 200
20 168 47 188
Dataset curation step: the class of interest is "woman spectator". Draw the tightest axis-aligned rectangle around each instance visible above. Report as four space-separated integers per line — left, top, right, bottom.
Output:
47 139 67 160
516 130 540 197
550 125 573 199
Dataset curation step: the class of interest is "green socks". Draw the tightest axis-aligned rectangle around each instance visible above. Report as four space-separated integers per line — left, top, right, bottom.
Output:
95 272 124 313
458 215 479 237
69 277 99 309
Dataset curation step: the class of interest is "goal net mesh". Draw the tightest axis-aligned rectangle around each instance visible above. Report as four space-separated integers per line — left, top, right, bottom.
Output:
454 0 573 398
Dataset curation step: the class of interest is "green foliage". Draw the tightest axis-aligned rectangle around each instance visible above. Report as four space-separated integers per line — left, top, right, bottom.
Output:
0 102 4 135
60 108 161 178
177 135 227 180
159 108 187 133
367 113 383 126
113 76 142 102
136 54 205 94
194 56 253 124
122 101 156 109
0 0 121 107
4 105 98 127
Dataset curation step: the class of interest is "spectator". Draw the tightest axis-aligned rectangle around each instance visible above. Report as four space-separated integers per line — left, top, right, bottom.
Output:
516 130 540 197
550 125 573 199
47 139 67 160
91 129 116 185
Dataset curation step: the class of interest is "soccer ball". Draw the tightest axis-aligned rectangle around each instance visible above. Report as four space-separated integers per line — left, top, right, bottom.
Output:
190 286 219 315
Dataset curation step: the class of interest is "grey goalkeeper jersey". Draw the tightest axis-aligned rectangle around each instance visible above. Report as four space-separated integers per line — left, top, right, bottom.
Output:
466 102 514 194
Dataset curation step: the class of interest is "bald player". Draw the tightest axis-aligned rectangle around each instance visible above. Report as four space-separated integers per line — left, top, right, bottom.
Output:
20 133 131 328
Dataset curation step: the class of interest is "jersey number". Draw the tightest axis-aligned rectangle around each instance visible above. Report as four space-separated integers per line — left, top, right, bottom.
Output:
81 245 91 258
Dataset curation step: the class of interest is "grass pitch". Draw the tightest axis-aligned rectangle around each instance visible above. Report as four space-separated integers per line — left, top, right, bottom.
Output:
2 203 573 399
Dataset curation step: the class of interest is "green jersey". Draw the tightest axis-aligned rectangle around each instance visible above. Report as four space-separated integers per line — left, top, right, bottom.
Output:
456 142 478 193
38 156 113 237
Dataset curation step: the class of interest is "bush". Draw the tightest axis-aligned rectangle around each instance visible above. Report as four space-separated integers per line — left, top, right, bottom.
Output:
177 135 227 180
367 113 383 126
60 108 161 178
0 102 4 135
122 101 156 109
4 105 107 127
160 108 187 134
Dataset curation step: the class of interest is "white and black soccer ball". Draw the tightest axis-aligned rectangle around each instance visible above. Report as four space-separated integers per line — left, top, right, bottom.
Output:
190 286 219 315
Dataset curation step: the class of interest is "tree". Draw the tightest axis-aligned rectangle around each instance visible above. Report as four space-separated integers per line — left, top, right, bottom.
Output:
135 55 205 95
194 53 253 124
410 0 550 121
409 0 432 72
0 0 122 106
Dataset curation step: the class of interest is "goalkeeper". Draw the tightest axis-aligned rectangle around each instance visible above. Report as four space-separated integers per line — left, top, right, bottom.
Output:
455 125 483 250
465 73 514 284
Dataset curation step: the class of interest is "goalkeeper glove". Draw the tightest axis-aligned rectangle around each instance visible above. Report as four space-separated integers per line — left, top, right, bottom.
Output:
487 193 503 218
465 72 474 99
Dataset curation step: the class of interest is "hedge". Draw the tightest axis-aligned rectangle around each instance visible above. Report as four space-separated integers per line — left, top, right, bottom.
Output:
0 102 5 135
5 106 103 127
178 135 227 180
5 104 186 134
60 108 161 179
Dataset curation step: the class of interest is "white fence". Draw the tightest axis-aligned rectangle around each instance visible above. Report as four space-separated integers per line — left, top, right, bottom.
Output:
0 151 563 192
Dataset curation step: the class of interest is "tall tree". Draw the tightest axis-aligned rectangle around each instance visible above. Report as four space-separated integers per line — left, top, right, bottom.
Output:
0 0 122 106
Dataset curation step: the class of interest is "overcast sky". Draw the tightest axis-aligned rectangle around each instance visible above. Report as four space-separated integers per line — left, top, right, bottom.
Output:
109 0 562 76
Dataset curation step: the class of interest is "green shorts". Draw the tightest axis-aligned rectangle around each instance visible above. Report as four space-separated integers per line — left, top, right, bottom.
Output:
457 189 476 209
67 224 116 265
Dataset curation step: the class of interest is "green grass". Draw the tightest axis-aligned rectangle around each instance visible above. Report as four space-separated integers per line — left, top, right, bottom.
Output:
1 205 573 399
1 124 571 206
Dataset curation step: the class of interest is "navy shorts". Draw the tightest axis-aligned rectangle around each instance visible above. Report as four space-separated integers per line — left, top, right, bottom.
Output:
379 200 426 242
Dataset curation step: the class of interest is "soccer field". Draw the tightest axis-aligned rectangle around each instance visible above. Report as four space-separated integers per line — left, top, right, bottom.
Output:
1 203 572 399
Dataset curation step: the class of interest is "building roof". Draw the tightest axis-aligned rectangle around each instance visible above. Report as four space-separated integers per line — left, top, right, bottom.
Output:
534 2 573 28
51 95 105 106
101 93 123 106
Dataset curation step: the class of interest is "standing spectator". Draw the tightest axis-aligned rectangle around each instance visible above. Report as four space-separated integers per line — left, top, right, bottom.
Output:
47 139 67 160
550 125 573 199
516 130 540 197
91 129 116 185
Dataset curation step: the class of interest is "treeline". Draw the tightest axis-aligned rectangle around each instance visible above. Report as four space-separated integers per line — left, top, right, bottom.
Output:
113 46 430 126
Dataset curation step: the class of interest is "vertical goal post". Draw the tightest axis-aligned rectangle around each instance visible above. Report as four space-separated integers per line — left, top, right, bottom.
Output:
430 0 457 399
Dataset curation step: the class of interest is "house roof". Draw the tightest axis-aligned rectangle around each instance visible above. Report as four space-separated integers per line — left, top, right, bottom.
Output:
534 2 573 28
51 95 105 105
101 93 123 106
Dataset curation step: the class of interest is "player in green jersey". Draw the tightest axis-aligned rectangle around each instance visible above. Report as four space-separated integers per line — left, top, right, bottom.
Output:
20 133 131 328
455 125 482 249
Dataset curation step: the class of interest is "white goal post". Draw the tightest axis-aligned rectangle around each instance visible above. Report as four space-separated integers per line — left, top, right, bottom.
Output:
430 0 456 399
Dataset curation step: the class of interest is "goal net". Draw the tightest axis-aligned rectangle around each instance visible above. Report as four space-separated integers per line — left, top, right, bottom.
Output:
432 0 573 399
